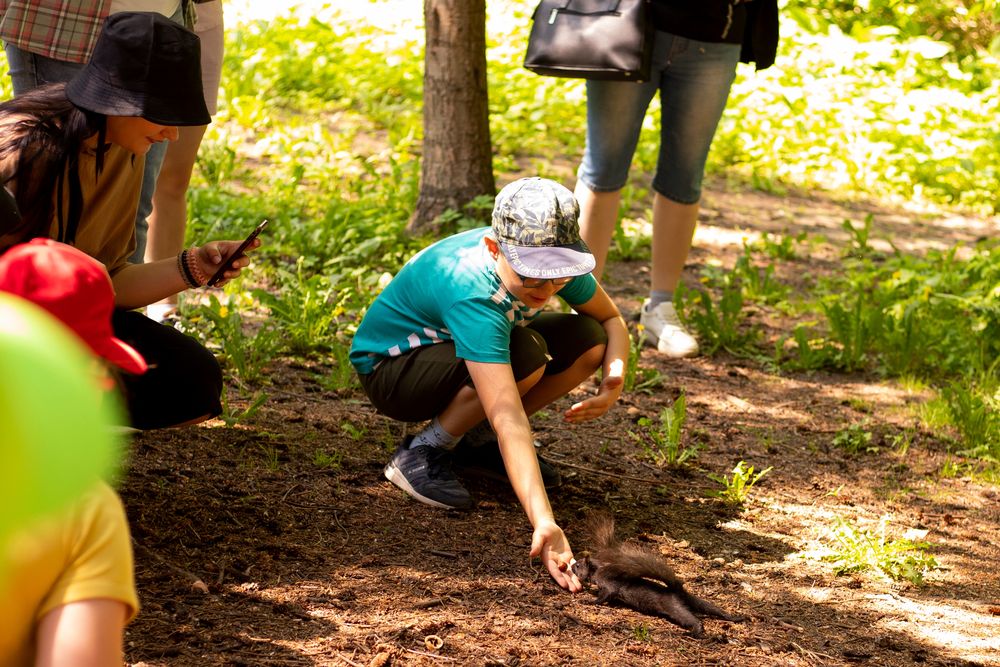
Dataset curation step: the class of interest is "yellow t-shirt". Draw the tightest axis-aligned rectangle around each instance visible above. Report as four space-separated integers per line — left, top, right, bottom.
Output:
0 482 138 667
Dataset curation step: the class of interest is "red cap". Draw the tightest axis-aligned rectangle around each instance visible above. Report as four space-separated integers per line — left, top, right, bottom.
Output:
0 239 147 374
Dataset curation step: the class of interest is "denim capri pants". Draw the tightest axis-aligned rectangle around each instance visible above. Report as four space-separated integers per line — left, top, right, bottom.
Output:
577 31 741 205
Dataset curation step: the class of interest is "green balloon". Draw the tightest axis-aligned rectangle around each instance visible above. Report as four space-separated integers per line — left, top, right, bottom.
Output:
0 293 123 541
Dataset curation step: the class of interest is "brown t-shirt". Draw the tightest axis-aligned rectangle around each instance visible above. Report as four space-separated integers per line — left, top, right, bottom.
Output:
0 113 143 275
50 144 144 277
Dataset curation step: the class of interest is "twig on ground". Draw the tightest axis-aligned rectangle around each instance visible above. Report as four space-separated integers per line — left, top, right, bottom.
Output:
403 648 457 662
556 459 665 485
334 652 364 667
412 598 447 609
132 539 210 592
332 510 350 542
791 641 836 662
775 617 805 632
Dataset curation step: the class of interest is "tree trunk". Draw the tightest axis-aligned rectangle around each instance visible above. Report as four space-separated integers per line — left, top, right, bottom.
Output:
408 0 495 235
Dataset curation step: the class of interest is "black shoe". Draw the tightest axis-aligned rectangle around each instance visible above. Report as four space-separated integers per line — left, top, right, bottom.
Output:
384 436 473 510
453 440 562 488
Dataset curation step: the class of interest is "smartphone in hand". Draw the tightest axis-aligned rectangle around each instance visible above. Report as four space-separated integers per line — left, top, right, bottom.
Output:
208 219 268 286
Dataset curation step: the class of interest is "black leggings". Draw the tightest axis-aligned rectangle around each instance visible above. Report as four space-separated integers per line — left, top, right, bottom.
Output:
112 310 223 429
359 312 607 423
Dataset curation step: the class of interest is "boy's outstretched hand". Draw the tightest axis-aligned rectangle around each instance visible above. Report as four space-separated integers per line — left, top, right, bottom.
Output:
531 521 582 592
563 374 624 423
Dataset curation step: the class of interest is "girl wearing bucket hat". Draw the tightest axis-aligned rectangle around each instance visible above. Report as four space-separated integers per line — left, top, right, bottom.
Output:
0 13 259 429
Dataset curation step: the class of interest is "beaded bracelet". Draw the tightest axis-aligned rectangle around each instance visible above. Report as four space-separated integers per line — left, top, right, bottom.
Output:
185 247 210 287
177 250 199 289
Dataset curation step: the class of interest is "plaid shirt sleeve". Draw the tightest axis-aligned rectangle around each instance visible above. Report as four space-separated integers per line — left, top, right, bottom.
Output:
0 0 111 64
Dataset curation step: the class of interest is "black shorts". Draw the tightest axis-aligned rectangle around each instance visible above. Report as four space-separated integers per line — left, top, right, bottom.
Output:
358 312 607 422
112 310 223 429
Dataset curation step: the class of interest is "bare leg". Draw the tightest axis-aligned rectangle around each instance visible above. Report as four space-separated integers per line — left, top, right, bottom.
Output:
145 125 209 315
437 366 545 438
650 193 699 293
577 183 700 296
520 342 605 415
574 181 621 280
437 342 605 437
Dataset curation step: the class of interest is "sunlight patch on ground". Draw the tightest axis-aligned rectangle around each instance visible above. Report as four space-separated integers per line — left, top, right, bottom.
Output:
762 500 846 527
693 224 760 251
698 389 816 426
716 518 801 550
851 593 1000 665
812 380 924 411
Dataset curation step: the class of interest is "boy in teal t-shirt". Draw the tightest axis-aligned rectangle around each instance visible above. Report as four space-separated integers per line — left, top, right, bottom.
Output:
350 178 629 592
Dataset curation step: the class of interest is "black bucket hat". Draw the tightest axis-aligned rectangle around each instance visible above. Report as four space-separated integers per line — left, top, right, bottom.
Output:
66 12 210 126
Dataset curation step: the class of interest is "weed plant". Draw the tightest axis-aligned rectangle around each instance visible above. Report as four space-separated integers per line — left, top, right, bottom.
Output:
622 325 666 394
313 448 343 470
675 280 759 356
313 341 359 393
707 461 773 505
747 230 808 261
218 391 269 428
821 516 938 585
773 238 1000 455
732 246 788 305
252 257 341 354
943 377 1000 459
833 423 878 455
193 294 280 386
631 624 653 642
628 393 700 467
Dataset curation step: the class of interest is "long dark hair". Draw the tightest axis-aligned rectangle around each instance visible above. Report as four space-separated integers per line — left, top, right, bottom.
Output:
0 83 108 249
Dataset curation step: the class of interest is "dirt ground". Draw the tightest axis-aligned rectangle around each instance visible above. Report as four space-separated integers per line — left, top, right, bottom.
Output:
119 183 1000 667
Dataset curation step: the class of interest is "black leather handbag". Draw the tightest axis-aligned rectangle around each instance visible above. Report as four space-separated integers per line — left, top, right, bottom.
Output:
523 0 653 82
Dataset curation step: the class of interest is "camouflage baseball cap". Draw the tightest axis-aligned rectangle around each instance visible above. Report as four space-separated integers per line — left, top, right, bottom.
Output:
491 177 595 279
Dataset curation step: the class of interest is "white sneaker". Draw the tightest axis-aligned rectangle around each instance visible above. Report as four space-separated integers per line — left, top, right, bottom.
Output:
639 299 699 358
145 302 178 323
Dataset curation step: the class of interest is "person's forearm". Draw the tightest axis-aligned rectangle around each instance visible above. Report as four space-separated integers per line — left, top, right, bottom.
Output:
467 360 560 529
491 409 555 528
602 314 630 380
111 258 188 309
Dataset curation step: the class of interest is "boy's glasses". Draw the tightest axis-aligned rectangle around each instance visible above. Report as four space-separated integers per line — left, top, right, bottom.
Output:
517 273 573 289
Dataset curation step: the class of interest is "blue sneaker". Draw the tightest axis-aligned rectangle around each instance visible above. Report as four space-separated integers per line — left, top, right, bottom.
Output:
384 436 473 510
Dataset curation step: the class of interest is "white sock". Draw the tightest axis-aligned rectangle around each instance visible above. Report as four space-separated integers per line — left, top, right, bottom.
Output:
647 290 673 310
410 417 459 450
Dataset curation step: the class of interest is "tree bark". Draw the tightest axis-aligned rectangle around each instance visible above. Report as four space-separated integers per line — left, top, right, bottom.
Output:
408 0 495 235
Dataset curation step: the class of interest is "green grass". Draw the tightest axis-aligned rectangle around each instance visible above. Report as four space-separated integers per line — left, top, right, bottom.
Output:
201 9 1000 461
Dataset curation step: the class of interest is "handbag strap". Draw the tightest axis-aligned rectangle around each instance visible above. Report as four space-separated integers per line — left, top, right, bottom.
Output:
549 0 624 20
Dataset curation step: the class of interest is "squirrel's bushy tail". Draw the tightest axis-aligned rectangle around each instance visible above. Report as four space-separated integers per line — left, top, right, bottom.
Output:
582 511 619 550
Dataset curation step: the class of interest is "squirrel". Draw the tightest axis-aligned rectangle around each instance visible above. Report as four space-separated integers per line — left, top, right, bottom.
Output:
571 513 746 637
